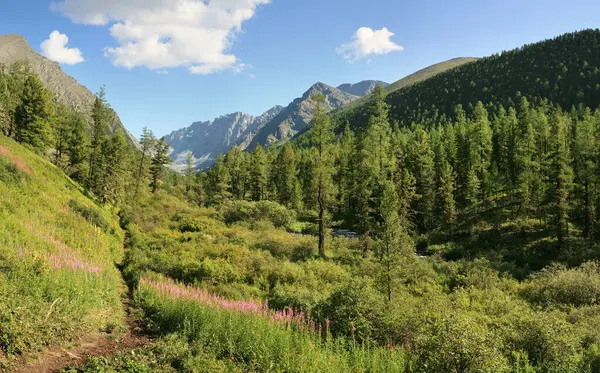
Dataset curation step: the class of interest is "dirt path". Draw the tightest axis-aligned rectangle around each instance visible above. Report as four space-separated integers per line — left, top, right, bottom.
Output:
11 295 151 373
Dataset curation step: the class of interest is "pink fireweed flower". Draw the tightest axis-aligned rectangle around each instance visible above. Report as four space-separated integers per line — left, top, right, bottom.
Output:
22 221 104 275
0 145 32 175
140 277 319 334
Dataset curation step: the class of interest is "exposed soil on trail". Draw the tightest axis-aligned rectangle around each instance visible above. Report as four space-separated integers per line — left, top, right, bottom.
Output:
9 299 151 373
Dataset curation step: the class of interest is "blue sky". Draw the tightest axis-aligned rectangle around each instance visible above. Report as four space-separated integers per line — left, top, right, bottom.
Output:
1 0 599 138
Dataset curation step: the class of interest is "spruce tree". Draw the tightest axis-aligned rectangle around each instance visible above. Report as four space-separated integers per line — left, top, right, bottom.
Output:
65 112 89 183
225 146 246 200
573 109 597 239
206 153 232 204
547 109 574 248
136 126 156 195
409 128 436 231
335 124 356 223
14 74 54 150
52 104 70 166
376 180 413 302
150 136 171 194
98 132 130 204
89 87 110 191
275 143 301 208
438 161 457 236
250 145 268 201
309 93 335 258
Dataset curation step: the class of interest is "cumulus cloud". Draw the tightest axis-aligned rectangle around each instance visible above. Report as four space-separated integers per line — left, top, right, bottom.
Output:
336 27 404 61
51 0 269 74
40 30 85 65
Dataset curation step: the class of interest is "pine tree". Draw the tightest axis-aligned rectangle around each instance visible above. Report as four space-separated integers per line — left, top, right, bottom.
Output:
225 146 246 200
136 127 156 195
14 74 54 150
150 136 171 194
275 143 301 208
438 161 457 236
250 145 268 201
335 124 355 223
468 102 493 205
466 168 481 214
409 128 436 231
515 98 539 215
352 130 377 234
52 104 70 167
2 62 29 138
206 153 232 204
573 109 597 239
547 109 574 248
89 87 110 191
376 180 413 302
97 132 130 204
309 93 335 258
397 168 416 230
65 112 89 184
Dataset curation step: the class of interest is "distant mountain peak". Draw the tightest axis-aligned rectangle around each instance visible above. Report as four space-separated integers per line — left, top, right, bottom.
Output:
166 105 285 170
337 80 390 97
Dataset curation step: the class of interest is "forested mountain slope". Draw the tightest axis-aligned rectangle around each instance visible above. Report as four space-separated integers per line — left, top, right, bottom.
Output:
0 34 137 146
334 57 477 115
335 29 600 130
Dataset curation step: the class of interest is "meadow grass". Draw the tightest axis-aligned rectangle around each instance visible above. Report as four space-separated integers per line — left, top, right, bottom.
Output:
135 274 409 373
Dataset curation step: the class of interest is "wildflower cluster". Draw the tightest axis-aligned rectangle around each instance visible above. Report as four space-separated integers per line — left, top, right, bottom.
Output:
139 277 328 334
20 221 104 275
0 145 32 175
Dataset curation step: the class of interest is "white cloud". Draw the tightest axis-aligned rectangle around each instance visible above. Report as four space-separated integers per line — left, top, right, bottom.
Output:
248 73 256 79
336 27 404 61
40 30 85 65
51 0 269 74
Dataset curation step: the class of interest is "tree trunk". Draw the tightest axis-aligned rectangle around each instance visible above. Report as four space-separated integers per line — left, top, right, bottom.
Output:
318 187 326 258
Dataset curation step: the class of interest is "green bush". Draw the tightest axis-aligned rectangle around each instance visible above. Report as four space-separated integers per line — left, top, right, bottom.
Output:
521 262 600 307
291 242 316 262
0 158 23 184
313 277 385 343
220 200 296 229
68 199 112 234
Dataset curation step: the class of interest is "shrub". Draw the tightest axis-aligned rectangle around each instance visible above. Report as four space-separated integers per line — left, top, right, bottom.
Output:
313 277 385 343
415 312 510 372
68 199 112 234
220 200 296 229
291 242 315 262
176 216 209 233
521 262 600 307
198 258 241 285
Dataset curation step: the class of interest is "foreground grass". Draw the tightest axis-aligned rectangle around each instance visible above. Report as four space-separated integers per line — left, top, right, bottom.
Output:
0 135 125 366
134 274 408 373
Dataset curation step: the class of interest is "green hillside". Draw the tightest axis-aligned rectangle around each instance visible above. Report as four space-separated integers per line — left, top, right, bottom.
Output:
390 29 600 127
332 29 600 132
338 57 478 113
0 134 125 367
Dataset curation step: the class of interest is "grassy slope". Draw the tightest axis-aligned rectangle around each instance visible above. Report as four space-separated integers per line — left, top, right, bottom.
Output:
0 135 125 364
